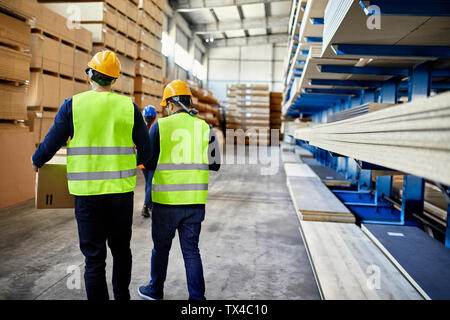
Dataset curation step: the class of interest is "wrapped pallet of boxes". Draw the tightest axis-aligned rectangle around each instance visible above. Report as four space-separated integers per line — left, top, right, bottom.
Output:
0 8 31 122
28 2 92 147
270 92 283 145
233 84 270 145
224 85 241 131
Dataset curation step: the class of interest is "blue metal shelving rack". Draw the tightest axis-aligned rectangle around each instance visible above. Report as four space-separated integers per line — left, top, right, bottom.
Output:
286 49 450 247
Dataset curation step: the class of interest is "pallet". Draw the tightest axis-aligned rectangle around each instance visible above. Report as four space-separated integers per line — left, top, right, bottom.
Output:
300 221 423 299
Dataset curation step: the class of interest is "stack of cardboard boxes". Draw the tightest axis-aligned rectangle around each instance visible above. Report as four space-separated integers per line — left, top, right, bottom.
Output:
224 85 241 130
270 92 283 145
41 0 165 116
43 0 137 101
134 0 165 115
0 0 37 208
27 3 93 145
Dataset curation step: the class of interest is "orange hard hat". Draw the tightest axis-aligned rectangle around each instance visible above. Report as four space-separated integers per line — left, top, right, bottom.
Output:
87 50 121 78
161 80 192 107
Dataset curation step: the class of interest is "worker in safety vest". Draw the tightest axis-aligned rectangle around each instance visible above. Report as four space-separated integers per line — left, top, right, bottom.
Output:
138 80 221 301
31 50 152 300
139 105 157 218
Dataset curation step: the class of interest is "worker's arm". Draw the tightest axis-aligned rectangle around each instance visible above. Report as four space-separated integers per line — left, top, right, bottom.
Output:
208 127 221 171
145 121 160 171
32 98 73 169
133 103 152 168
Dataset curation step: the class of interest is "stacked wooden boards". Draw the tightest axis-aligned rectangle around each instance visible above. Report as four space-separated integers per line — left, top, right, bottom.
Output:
327 103 395 123
287 176 356 223
302 157 351 187
300 221 423 300
283 146 355 223
295 92 450 186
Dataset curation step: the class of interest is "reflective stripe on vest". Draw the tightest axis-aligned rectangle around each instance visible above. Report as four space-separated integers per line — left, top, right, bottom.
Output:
66 91 136 196
67 169 136 181
155 163 209 171
152 113 211 205
67 146 135 156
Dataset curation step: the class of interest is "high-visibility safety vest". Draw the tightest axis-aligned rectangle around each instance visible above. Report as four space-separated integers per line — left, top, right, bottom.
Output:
66 91 136 196
152 112 211 205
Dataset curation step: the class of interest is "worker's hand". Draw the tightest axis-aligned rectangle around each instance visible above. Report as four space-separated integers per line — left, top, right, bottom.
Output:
31 157 38 172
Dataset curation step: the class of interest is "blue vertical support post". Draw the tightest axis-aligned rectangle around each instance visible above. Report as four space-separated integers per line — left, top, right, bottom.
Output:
358 169 372 191
375 175 393 202
381 79 398 103
409 62 432 101
346 159 358 183
401 176 425 225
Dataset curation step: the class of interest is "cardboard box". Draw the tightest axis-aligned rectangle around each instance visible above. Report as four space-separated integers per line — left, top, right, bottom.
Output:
74 81 90 95
0 83 27 120
36 156 74 209
30 34 59 73
74 49 89 81
137 10 152 32
117 54 135 77
60 77 74 103
0 46 30 82
125 38 138 59
127 19 139 41
60 43 74 78
115 0 127 15
75 26 93 53
117 12 128 35
27 110 57 144
84 24 116 49
121 75 134 94
134 93 161 111
35 4 75 44
116 33 126 54
0 124 36 209
0 11 30 50
126 1 139 22
134 75 151 93
0 0 37 19
138 0 154 15
27 72 60 109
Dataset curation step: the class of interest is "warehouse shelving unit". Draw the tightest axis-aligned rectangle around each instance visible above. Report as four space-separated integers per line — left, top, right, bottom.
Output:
282 0 450 300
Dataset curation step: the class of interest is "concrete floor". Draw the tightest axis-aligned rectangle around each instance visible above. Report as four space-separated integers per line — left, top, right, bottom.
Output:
0 148 320 300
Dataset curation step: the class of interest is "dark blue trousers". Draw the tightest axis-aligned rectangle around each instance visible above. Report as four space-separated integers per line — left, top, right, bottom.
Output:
141 169 154 206
75 192 134 300
149 203 206 300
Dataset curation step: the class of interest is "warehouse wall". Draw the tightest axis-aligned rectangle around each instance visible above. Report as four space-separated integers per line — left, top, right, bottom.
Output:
207 43 287 103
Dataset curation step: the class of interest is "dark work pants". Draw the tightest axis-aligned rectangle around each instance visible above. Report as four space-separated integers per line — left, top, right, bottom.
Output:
75 192 134 300
141 169 154 206
149 203 206 300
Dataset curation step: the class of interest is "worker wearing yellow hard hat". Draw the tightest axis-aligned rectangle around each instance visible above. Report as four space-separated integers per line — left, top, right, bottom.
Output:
85 50 121 86
32 49 152 300
138 79 221 301
160 79 198 116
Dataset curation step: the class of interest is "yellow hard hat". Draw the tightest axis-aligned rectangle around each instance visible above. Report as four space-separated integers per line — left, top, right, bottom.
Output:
87 50 121 78
161 80 192 107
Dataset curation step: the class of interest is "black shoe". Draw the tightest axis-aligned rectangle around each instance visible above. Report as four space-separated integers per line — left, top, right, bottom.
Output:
141 205 151 218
